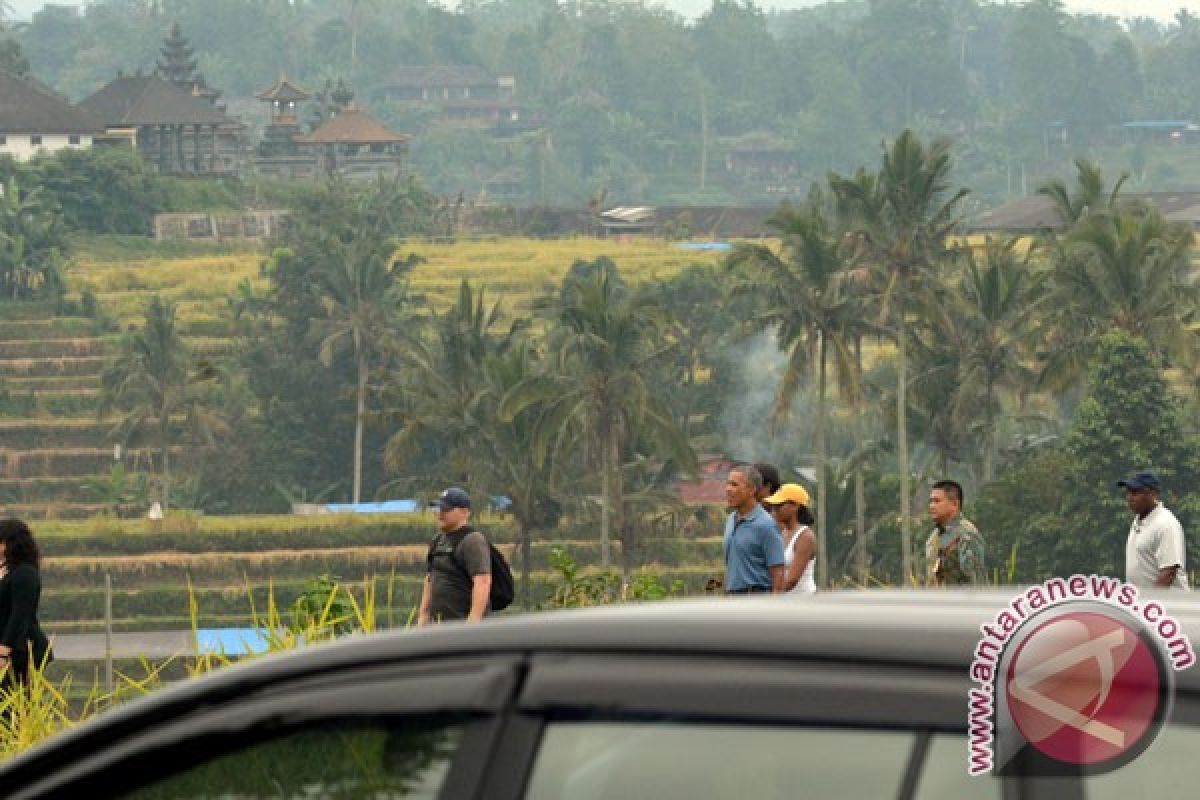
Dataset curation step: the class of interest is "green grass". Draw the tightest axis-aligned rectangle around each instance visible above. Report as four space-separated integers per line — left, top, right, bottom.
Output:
68 233 258 261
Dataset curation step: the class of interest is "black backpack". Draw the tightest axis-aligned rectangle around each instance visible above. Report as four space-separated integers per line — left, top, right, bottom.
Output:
435 528 516 612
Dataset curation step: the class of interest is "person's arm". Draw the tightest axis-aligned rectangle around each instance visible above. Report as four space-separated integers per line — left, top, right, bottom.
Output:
762 523 787 593
923 531 941 587
468 574 493 622
0 566 38 665
769 564 785 593
1152 520 1185 588
960 530 986 586
784 530 815 591
417 575 433 627
1154 566 1180 588
460 532 493 621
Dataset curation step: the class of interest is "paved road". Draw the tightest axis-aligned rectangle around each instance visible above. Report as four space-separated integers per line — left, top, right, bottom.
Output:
52 632 204 660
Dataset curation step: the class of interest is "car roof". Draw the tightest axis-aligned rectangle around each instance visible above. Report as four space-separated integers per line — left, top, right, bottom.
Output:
62 586 1200 698
8 589 1200 776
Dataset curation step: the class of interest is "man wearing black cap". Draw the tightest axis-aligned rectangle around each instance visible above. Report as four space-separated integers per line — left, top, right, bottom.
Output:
418 487 493 624
1119 471 1189 590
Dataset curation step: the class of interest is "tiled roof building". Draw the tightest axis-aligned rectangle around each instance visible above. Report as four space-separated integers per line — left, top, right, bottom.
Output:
373 65 524 131
293 106 409 179
252 78 408 181
0 70 104 161
78 73 242 174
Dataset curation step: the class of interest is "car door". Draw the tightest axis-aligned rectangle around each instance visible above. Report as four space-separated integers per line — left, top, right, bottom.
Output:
487 651 1008 800
1 654 524 800
501 650 1200 800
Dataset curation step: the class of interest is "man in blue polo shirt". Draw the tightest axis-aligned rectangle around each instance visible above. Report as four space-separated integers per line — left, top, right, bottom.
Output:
723 465 786 594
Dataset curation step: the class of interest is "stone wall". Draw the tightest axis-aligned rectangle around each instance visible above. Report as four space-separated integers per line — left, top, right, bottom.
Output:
153 210 290 242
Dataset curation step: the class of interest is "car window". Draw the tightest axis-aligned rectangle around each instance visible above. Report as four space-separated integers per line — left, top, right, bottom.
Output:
1044 721 1200 798
524 722 1008 800
117 716 465 800
917 733 1003 799
525 721 924 800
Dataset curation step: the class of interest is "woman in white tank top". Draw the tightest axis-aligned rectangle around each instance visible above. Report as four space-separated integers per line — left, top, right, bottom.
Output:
765 483 817 594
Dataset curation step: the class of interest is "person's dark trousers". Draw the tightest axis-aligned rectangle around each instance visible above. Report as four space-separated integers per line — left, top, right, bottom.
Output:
1 642 50 694
726 586 771 595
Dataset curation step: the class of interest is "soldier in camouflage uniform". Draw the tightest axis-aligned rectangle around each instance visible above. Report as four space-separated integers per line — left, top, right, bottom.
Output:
925 480 986 586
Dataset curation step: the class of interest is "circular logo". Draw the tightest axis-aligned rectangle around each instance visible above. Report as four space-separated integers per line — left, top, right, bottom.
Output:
1004 609 1169 769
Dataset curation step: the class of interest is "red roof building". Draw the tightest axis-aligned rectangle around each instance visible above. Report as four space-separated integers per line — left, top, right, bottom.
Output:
677 456 738 506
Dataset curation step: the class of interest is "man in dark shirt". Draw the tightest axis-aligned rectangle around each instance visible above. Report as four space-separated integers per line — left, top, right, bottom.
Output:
418 488 493 624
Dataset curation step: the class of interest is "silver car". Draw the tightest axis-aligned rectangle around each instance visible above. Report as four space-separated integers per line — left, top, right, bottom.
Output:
0 590 1196 798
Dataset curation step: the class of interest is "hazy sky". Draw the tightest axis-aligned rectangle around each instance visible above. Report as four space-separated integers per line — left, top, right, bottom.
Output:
5 0 1194 24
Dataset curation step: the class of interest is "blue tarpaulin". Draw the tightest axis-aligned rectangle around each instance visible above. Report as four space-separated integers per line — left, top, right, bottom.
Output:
324 500 421 514
196 628 273 656
674 242 733 251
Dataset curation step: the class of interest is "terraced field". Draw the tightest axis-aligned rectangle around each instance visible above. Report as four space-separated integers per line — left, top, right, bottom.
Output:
31 514 723 634
1 235 729 642
0 302 178 520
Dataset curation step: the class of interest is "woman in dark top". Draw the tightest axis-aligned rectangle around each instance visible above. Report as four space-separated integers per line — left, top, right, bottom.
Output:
0 518 51 689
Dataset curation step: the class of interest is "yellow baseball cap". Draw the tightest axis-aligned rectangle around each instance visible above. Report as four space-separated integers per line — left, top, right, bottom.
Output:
764 483 810 507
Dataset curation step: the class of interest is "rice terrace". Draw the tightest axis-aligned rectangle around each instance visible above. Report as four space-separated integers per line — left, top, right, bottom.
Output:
0 234 730 664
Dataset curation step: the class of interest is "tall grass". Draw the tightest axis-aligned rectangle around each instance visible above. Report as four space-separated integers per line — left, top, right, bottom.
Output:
0 551 698 758
0 575 392 759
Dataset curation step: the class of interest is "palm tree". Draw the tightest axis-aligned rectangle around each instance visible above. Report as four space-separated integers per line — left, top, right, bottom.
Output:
316 252 414 505
306 182 420 505
383 280 519 485
501 258 695 579
1037 158 1127 228
832 130 969 582
948 238 1046 481
1044 205 1198 386
478 340 565 607
726 190 863 588
100 296 222 510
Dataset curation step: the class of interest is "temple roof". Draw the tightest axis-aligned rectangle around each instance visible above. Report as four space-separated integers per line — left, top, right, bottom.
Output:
79 74 240 127
0 71 105 134
295 106 409 144
257 75 310 103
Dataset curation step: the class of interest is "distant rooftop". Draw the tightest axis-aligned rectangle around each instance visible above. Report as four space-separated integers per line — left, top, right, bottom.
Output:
602 206 656 224
256 75 310 103
79 74 239 127
970 192 1200 233
0 71 104 134
295 106 409 145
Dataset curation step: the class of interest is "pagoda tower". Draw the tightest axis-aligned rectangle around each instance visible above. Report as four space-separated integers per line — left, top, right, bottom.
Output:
157 23 198 89
156 22 221 106
256 74 310 156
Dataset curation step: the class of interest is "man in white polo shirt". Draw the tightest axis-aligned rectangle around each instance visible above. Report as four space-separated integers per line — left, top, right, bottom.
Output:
1118 470 1190 590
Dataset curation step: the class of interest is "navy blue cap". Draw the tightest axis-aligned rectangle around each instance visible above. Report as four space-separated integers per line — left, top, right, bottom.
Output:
1117 471 1162 492
437 487 471 511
